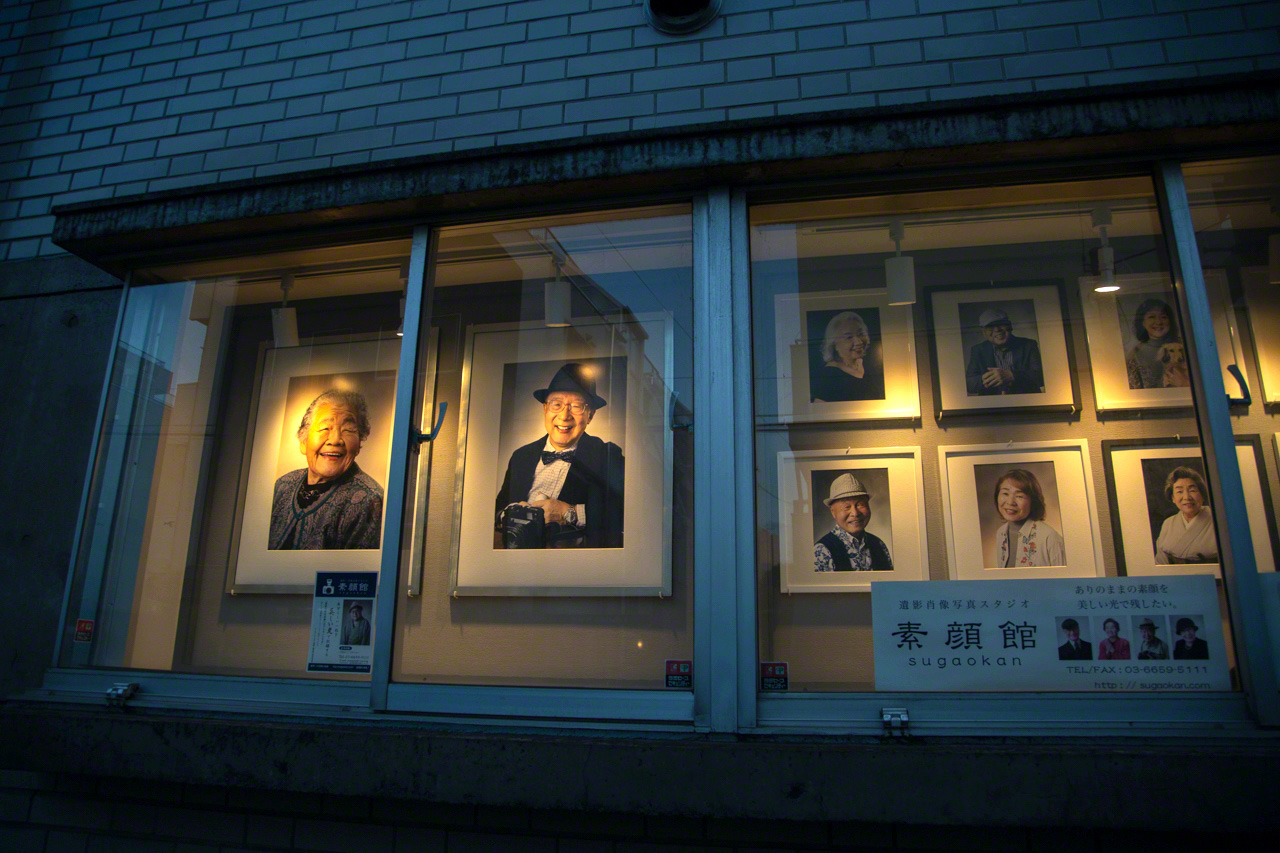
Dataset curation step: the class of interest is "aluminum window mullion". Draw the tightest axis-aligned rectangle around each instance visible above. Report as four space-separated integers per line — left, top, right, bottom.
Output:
54 275 130 669
370 225 430 711
731 189 758 730
1154 162 1280 726
695 188 739 732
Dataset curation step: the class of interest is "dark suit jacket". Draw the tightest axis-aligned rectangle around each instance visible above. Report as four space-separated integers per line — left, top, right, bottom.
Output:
1173 637 1209 659
964 334 1045 395
495 433 624 548
1058 639 1092 660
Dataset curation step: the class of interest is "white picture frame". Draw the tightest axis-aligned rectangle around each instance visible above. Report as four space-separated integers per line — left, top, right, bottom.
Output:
229 336 401 593
776 447 928 592
1243 264 1280 404
450 313 673 596
768 289 919 423
1077 270 1248 411
1105 436 1277 577
938 440 1105 581
927 281 1077 416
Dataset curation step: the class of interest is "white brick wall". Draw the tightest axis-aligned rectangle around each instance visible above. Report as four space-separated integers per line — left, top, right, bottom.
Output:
2 0 1278 260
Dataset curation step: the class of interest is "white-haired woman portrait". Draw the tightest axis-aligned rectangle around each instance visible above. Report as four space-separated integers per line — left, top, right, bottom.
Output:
810 310 885 403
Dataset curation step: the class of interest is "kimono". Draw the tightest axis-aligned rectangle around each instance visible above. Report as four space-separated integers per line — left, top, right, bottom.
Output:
1154 508 1218 565
996 519 1066 568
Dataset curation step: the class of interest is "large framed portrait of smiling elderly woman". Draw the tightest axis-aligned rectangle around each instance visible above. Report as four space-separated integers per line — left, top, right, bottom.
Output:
938 440 1105 581
1102 436 1277 577
228 336 401 593
769 289 919 423
1076 270 1248 412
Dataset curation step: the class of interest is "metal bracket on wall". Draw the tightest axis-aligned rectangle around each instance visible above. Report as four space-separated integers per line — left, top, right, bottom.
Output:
106 682 139 708
412 401 448 445
881 707 910 737
1227 364 1251 407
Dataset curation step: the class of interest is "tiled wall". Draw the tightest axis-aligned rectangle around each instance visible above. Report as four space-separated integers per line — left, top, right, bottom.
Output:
2 0 1278 261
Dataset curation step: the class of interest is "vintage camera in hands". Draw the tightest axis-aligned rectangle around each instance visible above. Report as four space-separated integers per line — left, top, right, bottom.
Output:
502 503 545 549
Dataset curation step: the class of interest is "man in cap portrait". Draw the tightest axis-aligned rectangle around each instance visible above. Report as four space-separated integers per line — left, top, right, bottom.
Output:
495 362 625 548
1136 618 1169 660
341 603 371 646
813 472 893 572
964 307 1045 396
1057 617 1092 660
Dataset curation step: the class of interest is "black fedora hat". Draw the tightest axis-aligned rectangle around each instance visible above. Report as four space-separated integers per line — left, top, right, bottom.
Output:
533 362 607 409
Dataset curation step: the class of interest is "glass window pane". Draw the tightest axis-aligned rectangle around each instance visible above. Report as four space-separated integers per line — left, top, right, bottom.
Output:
750 175 1243 693
62 238 411 679
393 204 694 690
1183 155 1280 577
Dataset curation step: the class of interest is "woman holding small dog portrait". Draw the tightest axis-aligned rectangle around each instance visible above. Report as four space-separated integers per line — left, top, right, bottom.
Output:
992 468 1066 568
1154 466 1218 565
1125 298 1187 389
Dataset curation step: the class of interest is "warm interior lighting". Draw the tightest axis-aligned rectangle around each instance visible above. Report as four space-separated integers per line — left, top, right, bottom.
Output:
1092 205 1116 293
545 258 571 327
271 273 299 347
885 219 915 305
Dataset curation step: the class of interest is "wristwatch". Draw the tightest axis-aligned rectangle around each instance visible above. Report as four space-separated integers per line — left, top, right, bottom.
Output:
562 505 578 527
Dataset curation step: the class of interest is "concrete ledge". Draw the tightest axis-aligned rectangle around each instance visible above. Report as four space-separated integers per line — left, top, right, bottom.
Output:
3 705 1277 831
51 74 1280 276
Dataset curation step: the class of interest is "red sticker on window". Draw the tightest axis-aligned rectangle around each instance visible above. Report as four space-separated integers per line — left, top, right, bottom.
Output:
74 619 94 642
665 659 692 689
760 662 788 691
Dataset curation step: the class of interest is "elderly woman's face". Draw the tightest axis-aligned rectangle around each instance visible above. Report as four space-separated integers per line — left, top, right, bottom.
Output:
1104 621 1118 639
996 480 1031 523
830 321 869 365
299 403 363 485
1171 477 1204 518
1143 308 1171 340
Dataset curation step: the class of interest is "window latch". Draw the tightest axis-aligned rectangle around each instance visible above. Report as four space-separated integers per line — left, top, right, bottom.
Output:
412 401 448 445
106 682 139 708
881 707 909 737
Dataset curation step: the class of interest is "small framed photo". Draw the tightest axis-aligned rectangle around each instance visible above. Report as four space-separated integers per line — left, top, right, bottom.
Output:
1077 270 1248 412
938 440 1104 581
926 281 1078 416
775 447 928 592
229 336 401 593
450 313 673 596
1103 436 1278 577
769 289 919 423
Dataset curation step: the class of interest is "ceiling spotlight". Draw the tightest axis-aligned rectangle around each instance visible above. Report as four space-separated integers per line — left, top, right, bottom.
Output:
271 273 299 347
885 219 915 306
1091 205 1116 293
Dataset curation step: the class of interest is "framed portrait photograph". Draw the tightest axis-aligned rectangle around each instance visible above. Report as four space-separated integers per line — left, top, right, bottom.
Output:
1243 264 1280 405
229 336 401 593
1077 270 1248 412
450 314 673 596
775 447 927 592
770 289 919 423
938 440 1105 581
926 281 1077 416
1103 436 1278 577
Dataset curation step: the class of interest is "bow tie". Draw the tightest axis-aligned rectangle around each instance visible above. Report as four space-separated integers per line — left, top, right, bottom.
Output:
541 450 575 465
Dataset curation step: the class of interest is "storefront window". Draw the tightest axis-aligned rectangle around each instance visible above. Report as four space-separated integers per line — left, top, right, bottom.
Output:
61 238 411 679
392 205 695 690
750 175 1244 693
1182 155 1280 577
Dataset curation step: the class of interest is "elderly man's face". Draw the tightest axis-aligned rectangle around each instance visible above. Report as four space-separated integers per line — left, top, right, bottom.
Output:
1064 627 1080 643
1140 626 1154 641
983 321 1013 347
350 606 363 622
829 496 871 537
543 391 593 450
299 403 362 485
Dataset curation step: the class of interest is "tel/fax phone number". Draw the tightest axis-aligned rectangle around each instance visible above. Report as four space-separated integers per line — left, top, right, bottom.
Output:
1066 664 1210 675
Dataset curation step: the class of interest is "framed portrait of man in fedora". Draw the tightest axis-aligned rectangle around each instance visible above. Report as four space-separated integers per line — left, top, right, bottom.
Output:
449 314 674 596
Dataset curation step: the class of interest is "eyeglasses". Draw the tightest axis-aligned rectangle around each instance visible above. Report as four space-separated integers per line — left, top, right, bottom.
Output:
545 400 589 415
